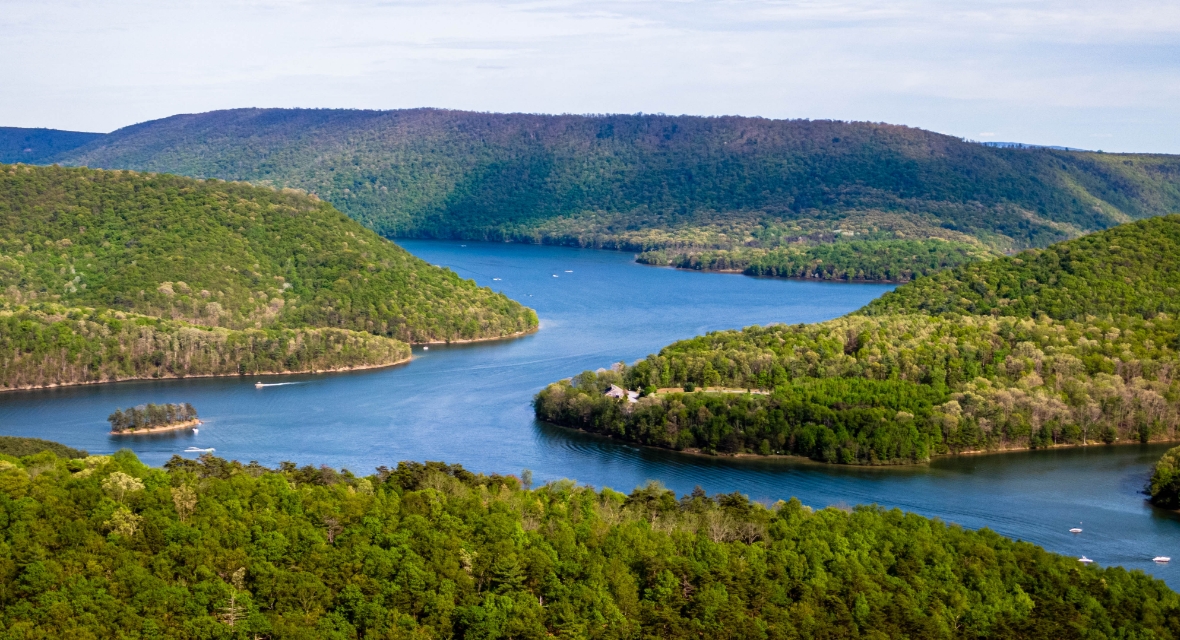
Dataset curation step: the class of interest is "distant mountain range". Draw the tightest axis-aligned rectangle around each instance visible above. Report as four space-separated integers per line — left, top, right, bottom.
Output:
9 109 1180 261
0 127 104 164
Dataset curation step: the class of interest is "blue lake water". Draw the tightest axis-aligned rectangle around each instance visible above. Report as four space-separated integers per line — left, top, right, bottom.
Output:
2 240 1179 586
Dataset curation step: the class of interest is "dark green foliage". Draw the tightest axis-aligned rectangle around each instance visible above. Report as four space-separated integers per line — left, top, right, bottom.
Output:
0 127 103 164
639 238 989 282
0 436 85 459
0 303 411 389
0 447 1177 638
56 109 1180 253
0 163 536 344
107 403 197 432
866 215 1180 319
1148 445 1180 509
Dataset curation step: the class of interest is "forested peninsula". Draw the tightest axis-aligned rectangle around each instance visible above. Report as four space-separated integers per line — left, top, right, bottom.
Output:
0 444 1177 638
0 164 536 389
536 215 1180 464
29 109 1180 281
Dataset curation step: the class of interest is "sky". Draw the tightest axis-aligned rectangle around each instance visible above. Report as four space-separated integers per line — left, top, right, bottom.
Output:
3 0 1179 153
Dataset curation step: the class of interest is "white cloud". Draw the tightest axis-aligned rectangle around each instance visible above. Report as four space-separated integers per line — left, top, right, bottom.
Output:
2 0 1178 152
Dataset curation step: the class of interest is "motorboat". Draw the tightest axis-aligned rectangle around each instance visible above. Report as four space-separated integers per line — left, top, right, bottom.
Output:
1070 521 1083 534
255 382 264 388
1078 556 1093 564
192 428 199 435
1154 556 1171 563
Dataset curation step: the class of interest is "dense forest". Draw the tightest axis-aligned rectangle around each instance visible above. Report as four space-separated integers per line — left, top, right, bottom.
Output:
0 445 1176 638
41 109 1180 273
0 127 101 164
536 216 1180 464
1148 445 1180 509
0 164 536 388
0 436 85 459
0 303 411 390
107 403 197 433
638 238 990 283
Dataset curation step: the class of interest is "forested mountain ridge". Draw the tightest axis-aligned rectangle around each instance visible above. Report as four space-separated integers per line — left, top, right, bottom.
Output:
536 217 1180 464
0 446 1176 638
51 109 1180 260
0 127 103 164
0 164 535 388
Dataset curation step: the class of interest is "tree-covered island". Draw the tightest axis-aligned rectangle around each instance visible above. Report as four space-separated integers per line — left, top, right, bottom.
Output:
536 215 1180 464
0 442 1176 637
108 403 199 435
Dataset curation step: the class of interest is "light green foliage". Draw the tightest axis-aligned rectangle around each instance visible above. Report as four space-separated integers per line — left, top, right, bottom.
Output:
538 217 1180 464
57 110 1180 256
0 303 410 389
0 448 1177 637
1149 445 1180 509
865 214 1180 319
0 163 536 343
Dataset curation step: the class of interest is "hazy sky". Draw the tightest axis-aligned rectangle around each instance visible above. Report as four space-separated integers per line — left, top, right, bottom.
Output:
4 0 1179 152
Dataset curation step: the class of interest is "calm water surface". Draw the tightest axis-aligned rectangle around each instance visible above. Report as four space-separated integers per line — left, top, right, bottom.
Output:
2 241 1179 585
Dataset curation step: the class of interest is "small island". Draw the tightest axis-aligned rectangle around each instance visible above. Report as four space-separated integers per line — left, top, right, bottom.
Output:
108 403 200 435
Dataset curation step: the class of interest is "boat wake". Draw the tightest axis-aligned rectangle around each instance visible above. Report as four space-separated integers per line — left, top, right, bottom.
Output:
254 382 305 388
184 447 215 453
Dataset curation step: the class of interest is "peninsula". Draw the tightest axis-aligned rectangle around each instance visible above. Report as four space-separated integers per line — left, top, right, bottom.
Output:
536 215 1180 464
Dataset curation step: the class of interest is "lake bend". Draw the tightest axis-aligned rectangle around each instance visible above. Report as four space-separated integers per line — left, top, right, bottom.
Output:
2 240 1179 586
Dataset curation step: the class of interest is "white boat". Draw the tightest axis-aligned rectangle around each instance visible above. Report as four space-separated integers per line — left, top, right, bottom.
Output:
423 346 429 350
192 428 199 435
255 382 264 388
1070 521 1083 533
564 270 572 273
552 274 559 277
184 447 215 453
1079 556 1094 564
1154 556 1171 563
493 278 501 281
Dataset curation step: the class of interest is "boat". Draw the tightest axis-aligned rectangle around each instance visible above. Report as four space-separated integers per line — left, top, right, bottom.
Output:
255 382 264 388
552 274 559 278
1154 556 1171 563
192 428 199 435
184 447 215 453
1078 556 1093 564
493 278 501 281
1070 521 1083 534
423 346 429 350
564 270 572 273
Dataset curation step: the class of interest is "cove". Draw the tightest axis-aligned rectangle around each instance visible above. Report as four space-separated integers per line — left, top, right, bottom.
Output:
2 240 1179 586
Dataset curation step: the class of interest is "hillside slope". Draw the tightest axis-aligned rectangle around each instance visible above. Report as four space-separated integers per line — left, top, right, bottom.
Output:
536 217 1180 464
55 109 1180 258
0 127 104 164
0 164 536 388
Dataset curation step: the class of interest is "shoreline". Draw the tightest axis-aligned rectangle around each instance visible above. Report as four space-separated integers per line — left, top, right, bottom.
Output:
0 354 413 393
110 419 201 436
544 420 1180 467
413 324 539 346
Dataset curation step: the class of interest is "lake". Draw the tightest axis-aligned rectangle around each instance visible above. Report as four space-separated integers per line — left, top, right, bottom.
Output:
2 240 1179 586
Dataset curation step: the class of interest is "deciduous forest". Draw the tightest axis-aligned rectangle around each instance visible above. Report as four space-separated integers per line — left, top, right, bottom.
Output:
536 215 1180 464
0 444 1176 638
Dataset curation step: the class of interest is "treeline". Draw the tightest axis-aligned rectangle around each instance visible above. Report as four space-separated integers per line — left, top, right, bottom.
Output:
865 214 1180 319
55 109 1180 255
637 238 989 283
537 217 1180 464
0 436 85 458
536 311 1180 463
1149 445 1180 509
0 447 1177 637
108 403 197 433
0 304 410 389
0 163 537 345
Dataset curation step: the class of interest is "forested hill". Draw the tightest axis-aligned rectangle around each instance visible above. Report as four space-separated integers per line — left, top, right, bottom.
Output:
0 127 103 164
52 108 1180 254
536 217 1180 464
0 164 536 388
864 214 1180 319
